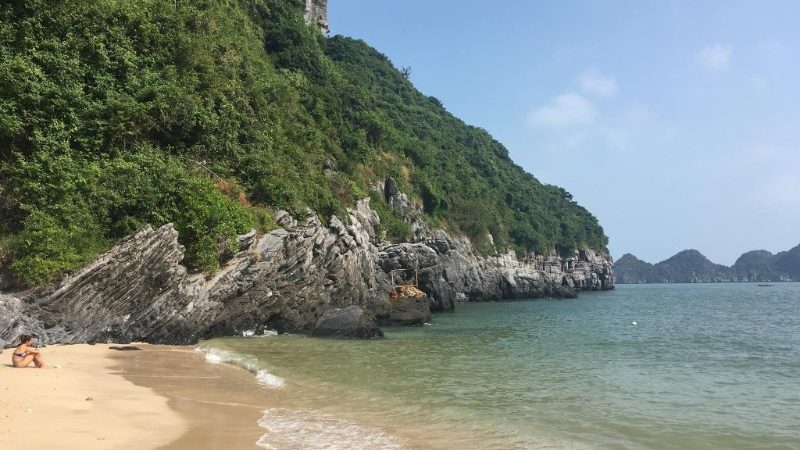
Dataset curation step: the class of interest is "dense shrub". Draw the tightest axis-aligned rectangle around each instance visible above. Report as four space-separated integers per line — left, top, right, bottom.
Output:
0 0 608 285
2 148 258 284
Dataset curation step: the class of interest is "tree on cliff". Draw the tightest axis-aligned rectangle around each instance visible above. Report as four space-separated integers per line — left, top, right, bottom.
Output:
0 0 608 286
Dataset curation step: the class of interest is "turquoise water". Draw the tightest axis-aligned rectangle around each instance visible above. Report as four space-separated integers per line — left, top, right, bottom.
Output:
200 283 800 449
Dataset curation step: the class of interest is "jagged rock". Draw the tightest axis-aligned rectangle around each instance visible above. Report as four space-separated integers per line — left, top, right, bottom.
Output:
0 196 614 347
0 294 43 348
311 305 383 338
4 225 216 347
274 210 298 229
237 229 257 251
374 176 614 311
551 285 578 299
204 201 389 337
377 236 613 311
378 296 431 327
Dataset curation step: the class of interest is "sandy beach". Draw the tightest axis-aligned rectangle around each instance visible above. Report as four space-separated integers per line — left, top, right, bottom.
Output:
0 344 184 449
0 344 266 450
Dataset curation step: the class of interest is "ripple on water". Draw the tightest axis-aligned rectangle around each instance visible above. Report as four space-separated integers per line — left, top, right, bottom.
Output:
206 283 800 449
256 409 403 450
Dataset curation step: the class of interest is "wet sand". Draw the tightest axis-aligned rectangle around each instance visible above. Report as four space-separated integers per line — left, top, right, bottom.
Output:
112 345 268 450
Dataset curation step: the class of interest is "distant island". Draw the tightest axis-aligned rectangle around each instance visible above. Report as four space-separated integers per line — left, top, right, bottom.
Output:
615 244 800 283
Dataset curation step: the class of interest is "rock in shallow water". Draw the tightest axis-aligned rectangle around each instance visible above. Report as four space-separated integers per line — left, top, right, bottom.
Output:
377 295 431 327
310 305 383 338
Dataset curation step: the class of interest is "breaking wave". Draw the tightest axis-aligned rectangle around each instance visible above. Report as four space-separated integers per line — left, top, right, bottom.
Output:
197 344 285 389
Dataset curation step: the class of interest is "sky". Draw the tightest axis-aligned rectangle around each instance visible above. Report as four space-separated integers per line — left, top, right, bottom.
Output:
328 1 800 265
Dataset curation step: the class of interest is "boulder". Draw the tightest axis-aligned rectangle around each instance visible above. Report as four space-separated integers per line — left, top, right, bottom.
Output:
310 305 383 338
551 285 578 299
378 296 431 327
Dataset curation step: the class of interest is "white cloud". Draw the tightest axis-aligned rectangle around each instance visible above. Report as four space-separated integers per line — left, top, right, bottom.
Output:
528 93 596 128
695 45 732 71
578 71 618 97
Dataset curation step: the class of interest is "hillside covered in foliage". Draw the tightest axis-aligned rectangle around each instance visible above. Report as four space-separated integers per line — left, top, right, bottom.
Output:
0 0 608 286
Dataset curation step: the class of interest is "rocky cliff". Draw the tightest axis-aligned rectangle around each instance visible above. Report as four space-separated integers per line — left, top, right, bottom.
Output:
377 178 613 310
0 195 614 347
615 245 800 283
304 0 329 33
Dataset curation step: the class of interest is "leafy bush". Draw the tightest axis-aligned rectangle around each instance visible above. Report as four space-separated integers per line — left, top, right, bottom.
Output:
10 211 108 286
3 148 257 283
0 0 608 285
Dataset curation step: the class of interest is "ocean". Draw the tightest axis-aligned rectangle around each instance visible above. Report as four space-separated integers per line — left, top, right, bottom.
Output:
198 283 800 449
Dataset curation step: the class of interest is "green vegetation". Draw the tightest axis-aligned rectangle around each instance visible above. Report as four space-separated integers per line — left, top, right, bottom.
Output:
0 0 607 286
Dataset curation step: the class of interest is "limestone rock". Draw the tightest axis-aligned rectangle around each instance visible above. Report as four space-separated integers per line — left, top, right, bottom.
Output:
378 296 431 327
1 225 216 347
311 305 383 338
303 0 328 33
0 195 614 347
204 200 389 337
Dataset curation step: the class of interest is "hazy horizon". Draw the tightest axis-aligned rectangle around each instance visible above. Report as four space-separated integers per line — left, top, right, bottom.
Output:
330 1 800 265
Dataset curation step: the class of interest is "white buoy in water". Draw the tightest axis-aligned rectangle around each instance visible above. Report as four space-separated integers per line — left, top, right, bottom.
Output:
631 321 638 326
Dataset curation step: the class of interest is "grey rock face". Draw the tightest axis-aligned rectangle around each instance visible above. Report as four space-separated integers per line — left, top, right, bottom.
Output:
377 296 432 327
0 196 614 347
310 305 383 338
0 294 40 347
304 0 328 33
377 241 612 311
375 178 614 311
2 226 216 346
0 199 392 347
205 201 389 337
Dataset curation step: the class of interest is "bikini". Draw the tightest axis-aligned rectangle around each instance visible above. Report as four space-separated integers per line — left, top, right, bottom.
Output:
12 351 27 358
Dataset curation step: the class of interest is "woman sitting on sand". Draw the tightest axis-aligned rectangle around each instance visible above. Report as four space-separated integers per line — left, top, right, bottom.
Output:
11 335 46 368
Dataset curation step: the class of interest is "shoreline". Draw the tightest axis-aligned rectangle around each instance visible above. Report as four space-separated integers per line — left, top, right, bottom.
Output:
1 341 435 449
113 345 267 450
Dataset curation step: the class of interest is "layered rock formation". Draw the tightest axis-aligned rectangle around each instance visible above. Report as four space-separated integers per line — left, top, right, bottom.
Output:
1 194 614 347
615 245 800 283
377 177 613 311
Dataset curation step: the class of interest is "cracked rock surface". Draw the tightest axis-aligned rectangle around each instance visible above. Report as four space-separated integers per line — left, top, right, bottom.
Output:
1 197 613 347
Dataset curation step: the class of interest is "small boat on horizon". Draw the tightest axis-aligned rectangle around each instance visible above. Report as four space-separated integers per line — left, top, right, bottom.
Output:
757 284 773 287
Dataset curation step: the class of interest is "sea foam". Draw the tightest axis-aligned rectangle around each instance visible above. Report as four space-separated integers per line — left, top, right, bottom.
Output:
198 345 285 388
256 408 402 450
